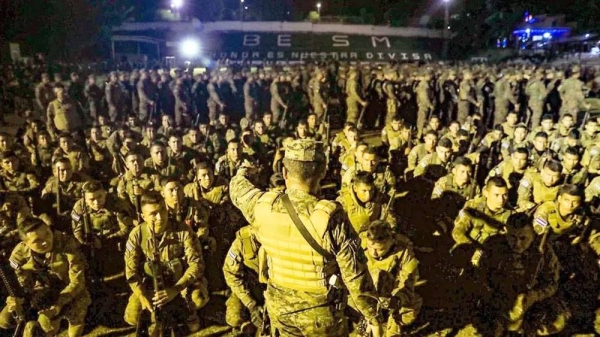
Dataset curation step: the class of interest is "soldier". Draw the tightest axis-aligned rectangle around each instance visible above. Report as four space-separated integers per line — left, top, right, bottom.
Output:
173 78 189 127
160 178 212 248
137 70 158 122
559 66 590 119
460 213 561 336
123 192 208 333
517 160 563 212
458 71 479 125
270 75 288 124
337 172 397 234
431 157 481 235
35 72 55 118
527 131 556 170
382 69 398 128
406 131 438 174
207 75 225 125
580 118 598 148
501 111 519 140
346 70 367 125
556 113 575 138
243 74 259 124
488 147 530 206
416 72 435 138
166 131 197 179
561 146 588 186
452 177 513 253
342 147 397 196
494 72 519 127
46 84 84 138
413 137 454 181
0 150 39 193
52 132 90 174
0 192 33 249
359 221 422 335
222 226 265 333
0 218 90 337
116 152 160 210
216 139 253 181
532 185 598 334
142 141 181 180
105 71 125 123
41 157 90 221
67 72 84 105
310 70 329 121
441 70 459 124
525 68 548 128
84 74 103 120
229 139 384 336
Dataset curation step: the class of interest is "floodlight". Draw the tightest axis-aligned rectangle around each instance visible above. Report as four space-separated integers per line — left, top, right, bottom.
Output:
181 39 200 58
171 0 183 9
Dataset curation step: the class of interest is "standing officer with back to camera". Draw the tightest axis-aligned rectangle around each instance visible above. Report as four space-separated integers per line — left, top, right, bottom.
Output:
229 138 384 336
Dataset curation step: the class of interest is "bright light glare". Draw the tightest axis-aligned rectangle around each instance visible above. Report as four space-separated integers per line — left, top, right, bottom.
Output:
171 0 183 8
317 2 321 8
525 28 531 34
181 39 200 58
586 34 590 38
543 32 551 39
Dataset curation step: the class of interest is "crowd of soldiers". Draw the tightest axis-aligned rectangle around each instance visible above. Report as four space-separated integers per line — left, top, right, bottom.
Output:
0 59 600 337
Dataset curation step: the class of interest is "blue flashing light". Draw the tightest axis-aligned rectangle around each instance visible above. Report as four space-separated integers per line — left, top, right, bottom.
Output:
512 28 570 36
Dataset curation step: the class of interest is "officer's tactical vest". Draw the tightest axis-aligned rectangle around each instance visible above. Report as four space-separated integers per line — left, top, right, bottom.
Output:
236 226 260 273
255 191 337 293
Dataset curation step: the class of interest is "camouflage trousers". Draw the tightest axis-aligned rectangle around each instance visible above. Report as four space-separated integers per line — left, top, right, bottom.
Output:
385 100 397 127
416 106 430 138
225 283 265 328
528 103 544 128
123 280 208 327
346 99 360 124
0 291 90 336
265 286 348 337
457 101 470 125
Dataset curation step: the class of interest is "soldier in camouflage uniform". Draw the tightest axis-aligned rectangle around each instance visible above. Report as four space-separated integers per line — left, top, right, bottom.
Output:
457 213 561 336
41 157 90 222
229 139 384 337
526 68 548 128
116 152 160 211
342 146 397 196
488 147 530 207
337 172 397 234
451 177 513 268
413 137 454 181
123 192 208 332
52 133 90 174
0 150 39 193
222 226 265 333
517 160 563 212
35 73 55 118
358 221 422 336
560 146 588 186
431 157 481 236
406 131 438 174
144 142 184 180
0 218 90 337
458 71 479 125
559 66 590 119
346 70 367 125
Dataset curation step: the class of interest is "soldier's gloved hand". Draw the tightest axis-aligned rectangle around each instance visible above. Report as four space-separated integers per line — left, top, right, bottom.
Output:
39 305 61 319
153 287 180 308
249 305 264 327
6 296 24 315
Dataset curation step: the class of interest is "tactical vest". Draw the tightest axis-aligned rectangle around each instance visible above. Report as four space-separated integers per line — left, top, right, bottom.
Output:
342 191 381 234
138 223 187 285
532 178 560 205
51 100 80 131
254 191 337 293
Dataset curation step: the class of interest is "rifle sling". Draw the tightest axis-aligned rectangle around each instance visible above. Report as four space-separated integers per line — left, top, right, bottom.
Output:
280 194 335 260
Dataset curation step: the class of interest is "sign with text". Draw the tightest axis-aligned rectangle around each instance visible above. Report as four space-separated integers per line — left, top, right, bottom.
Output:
198 32 442 61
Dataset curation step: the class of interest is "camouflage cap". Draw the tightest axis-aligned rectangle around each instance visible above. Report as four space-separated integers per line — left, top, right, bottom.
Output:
284 139 326 162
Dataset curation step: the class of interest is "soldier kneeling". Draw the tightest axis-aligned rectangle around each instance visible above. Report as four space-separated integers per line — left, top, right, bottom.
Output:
123 192 209 334
0 217 91 337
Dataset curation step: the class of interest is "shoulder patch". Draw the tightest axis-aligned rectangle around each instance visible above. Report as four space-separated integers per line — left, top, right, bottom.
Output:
228 250 238 261
434 187 443 197
9 259 20 270
71 211 81 222
125 241 135 253
458 209 466 218
520 179 530 188
502 142 510 149
534 217 548 229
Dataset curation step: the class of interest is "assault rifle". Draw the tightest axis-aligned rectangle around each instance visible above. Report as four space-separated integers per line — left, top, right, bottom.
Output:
380 188 397 221
0 250 41 337
132 181 142 224
80 189 94 259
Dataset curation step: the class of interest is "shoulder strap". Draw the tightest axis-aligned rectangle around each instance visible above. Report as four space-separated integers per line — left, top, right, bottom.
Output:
280 194 335 260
